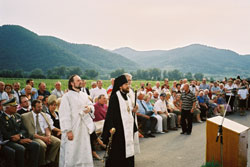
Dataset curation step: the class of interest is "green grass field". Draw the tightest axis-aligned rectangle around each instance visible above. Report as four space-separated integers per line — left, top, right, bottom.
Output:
0 78 171 92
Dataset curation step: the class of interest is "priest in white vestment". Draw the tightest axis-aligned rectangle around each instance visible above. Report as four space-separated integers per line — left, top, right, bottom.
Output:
59 75 95 167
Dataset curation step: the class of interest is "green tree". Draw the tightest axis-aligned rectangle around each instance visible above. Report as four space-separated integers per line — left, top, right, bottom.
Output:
0 69 13 78
184 72 193 81
13 69 24 78
47 69 60 79
168 69 183 80
194 73 204 81
162 70 168 79
149 68 161 80
110 69 125 78
210 76 215 82
67 67 83 78
29 68 46 79
85 69 98 79
54 66 68 78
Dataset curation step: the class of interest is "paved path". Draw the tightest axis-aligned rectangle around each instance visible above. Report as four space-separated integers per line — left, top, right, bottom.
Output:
94 112 250 167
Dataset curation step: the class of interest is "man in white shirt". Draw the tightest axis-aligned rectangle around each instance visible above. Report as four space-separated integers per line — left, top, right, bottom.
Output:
90 80 108 102
152 81 161 94
154 93 177 132
189 80 198 95
51 81 64 98
224 79 237 111
238 84 249 116
181 78 188 90
21 100 60 166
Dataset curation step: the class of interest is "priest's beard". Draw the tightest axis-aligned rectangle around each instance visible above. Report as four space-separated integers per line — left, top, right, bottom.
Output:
73 83 81 91
121 87 129 94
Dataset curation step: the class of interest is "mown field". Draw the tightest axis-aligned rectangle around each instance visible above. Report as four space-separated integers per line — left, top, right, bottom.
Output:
0 78 172 91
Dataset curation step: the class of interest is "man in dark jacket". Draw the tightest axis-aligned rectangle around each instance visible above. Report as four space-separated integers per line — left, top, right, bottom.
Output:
0 97 40 167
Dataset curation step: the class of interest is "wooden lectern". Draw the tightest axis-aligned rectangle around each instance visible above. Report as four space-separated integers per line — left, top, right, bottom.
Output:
206 116 249 167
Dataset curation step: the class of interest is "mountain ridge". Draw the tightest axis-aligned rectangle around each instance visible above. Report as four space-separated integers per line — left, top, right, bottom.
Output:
113 44 250 77
0 25 138 74
1 24 250 78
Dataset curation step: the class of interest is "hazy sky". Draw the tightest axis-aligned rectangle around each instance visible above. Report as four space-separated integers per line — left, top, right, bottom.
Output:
1 0 250 54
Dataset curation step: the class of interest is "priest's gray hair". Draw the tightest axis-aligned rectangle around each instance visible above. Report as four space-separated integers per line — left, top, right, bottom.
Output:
123 73 132 79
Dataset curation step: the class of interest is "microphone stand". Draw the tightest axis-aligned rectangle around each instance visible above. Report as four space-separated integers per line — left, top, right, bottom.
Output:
215 91 233 167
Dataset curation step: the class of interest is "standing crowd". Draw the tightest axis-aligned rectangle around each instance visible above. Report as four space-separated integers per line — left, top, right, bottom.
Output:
0 75 249 167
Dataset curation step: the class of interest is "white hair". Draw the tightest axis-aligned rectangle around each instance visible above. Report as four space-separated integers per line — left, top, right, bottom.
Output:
123 73 132 79
204 89 209 93
55 81 61 85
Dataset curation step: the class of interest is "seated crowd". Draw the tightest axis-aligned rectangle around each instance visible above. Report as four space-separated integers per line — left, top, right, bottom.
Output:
0 76 249 166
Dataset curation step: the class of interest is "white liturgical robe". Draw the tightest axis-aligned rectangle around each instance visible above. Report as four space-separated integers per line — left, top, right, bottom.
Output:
59 90 95 167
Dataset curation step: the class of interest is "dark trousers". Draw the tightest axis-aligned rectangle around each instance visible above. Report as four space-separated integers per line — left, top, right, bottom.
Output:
137 115 157 134
0 145 15 167
226 95 235 111
6 141 40 167
106 155 134 167
200 105 207 118
90 131 98 151
181 109 193 134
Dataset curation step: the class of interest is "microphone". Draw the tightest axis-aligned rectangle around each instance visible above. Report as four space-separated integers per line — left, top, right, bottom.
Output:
216 125 222 142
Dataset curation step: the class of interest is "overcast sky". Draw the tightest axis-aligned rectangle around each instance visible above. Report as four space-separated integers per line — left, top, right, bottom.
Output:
1 0 250 54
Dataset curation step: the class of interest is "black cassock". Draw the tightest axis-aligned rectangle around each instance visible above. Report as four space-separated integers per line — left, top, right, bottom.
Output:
102 91 137 167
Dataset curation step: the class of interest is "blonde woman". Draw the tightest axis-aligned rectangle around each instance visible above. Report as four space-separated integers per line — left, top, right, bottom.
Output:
144 94 164 133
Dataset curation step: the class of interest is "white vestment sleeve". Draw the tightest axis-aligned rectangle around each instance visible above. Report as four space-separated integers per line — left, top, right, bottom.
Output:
88 97 95 119
59 94 72 133
78 112 95 134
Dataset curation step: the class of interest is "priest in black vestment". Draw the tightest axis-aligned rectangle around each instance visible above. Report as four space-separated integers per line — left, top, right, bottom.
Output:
102 75 140 167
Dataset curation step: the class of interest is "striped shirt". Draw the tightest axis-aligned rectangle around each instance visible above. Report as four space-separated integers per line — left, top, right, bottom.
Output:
181 90 196 110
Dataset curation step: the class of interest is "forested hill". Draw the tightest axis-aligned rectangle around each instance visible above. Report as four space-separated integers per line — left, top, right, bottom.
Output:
0 25 138 73
113 44 250 77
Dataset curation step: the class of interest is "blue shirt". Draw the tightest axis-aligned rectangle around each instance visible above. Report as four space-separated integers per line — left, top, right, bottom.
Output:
199 84 210 90
211 86 220 94
137 99 150 115
21 88 38 99
145 102 154 111
197 96 205 103
217 97 226 104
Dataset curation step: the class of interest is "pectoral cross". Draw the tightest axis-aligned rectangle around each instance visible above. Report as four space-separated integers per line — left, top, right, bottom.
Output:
125 100 130 113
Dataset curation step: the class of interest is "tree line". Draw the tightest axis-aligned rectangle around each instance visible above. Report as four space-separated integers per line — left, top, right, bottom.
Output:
0 66 205 81
0 66 98 80
110 68 205 81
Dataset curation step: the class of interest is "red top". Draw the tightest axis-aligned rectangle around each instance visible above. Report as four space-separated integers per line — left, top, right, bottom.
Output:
146 88 153 93
93 102 108 122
